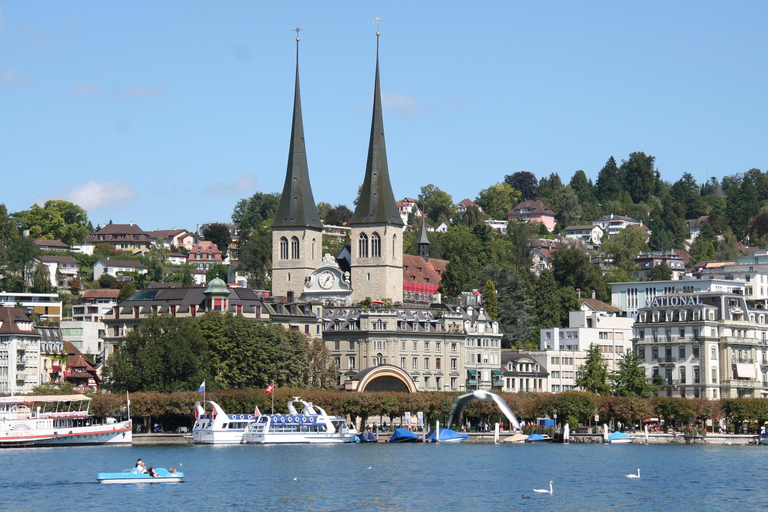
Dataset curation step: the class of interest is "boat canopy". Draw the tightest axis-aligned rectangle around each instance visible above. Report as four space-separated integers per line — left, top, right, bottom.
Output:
389 428 419 442
608 431 632 442
425 428 468 442
360 431 378 442
0 394 91 404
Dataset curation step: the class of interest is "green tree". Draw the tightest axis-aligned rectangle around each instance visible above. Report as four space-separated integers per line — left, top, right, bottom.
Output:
316 202 332 222
116 282 137 303
595 157 622 203
716 228 740 261
551 246 609 302
206 263 229 283
648 262 673 281
621 152 657 203
12 200 90 245
576 344 611 395
601 225 647 275
232 192 281 234
324 204 353 226
535 269 560 329
203 223 232 260
558 286 580 327
612 349 657 398
569 170 596 205
6 237 40 291
146 239 168 282
99 273 116 289
419 184 454 224
475 182 521 220
31 262 52 293
483 280 498 320
504 171 539 200
238 226 272 289
482 265 536 348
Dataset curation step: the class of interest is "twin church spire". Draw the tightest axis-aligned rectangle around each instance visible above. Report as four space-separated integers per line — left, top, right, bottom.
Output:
272 30 323 230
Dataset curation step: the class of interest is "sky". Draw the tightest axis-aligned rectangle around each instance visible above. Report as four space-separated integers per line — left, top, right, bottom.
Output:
2 1 767 232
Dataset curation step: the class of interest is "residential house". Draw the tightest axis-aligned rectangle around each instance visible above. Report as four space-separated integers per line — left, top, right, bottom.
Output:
93 259 148 281
147 229 195 250
396 197 422 225
80 222 151 255
685 215 710 243
634 251 688 280
37 255 79 289
508 199 557 232
0 308 41 394
564 225 605 246
63 341 100 391
167 253 187 265
188 241 223 270
484 219 509 234
593 214 647 237
39 325 67 386
402 254 446 305
455 199 484 215
35 238 70 252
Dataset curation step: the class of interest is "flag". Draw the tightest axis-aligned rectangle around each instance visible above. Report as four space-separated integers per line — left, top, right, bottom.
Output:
265 383 274 395
254 405 261 417
198 381 206 393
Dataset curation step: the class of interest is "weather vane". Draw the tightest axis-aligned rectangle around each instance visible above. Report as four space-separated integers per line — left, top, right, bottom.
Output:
293 25 303 41
373 17 380 36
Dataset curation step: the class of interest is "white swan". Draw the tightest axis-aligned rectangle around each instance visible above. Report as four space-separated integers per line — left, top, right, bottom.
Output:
626 469 640 478
533 481 553 494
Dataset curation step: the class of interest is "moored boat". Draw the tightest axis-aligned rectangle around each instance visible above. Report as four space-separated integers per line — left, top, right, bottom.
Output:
607 431 634 444
389 428 419 443
97 467 184 484
525 433 553 443
425 428 468 443
192 401 255 444
241 397 357 444
0 394 131 447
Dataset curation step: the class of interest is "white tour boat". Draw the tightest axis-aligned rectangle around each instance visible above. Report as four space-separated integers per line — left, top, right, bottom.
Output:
192 400 255 444
241 397 357 444
0 394 132 447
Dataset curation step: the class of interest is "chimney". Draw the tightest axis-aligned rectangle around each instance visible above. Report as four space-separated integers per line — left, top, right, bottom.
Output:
517 347 523 354
592 290 596 299
577 288 581 299
129 221 133 226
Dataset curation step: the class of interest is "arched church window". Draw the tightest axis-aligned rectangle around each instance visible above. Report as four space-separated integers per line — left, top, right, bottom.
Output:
359 233 368 258
393 234 397 258
371 232 381 258
311 238 316 260
280 237 288 260
291 236 300 259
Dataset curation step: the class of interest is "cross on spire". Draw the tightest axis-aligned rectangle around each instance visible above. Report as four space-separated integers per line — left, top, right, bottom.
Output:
373 17 380 36
293 24 303 41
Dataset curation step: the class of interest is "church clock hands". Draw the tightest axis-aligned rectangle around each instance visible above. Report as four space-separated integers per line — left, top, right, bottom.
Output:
319 272 336 289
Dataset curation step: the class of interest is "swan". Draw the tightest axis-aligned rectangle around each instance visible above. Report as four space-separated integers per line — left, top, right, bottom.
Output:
533 481 553 494
626 469 640 478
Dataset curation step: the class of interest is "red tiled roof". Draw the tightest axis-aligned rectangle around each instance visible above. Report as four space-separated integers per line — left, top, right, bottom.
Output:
0 308 38 335
83 289 120 299
402 254 448 288
35 238 70 249
579 298 621 312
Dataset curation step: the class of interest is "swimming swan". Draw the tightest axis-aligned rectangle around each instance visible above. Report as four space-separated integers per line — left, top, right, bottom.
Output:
626 469 640 478
533 481 553 494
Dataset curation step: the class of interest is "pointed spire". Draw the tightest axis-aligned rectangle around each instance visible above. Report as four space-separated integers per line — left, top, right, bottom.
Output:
351 29 404 227
273 28 322 230
418 213 430 261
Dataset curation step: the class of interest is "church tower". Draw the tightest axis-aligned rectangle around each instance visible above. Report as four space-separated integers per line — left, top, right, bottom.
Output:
418 214 430 262
271 28 323 301
350 30 405 304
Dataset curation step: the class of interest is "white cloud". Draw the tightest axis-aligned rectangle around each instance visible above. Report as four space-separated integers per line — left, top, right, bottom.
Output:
125 84 166 98
68 82 102 96
37 181 135 212
202 174 255 196
381 93 430 120
2 68 31 88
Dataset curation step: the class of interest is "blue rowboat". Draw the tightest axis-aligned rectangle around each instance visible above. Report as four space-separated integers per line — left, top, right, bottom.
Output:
97 467 184 484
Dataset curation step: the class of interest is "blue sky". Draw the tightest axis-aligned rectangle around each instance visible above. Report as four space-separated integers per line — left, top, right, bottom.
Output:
2 1 767 231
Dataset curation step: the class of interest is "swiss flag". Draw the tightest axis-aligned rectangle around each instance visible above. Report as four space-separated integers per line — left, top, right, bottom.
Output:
265 384 274 395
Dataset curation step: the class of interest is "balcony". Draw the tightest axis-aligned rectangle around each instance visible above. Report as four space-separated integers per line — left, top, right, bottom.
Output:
659 379 681 387
732 357 754 364
657 356 677 365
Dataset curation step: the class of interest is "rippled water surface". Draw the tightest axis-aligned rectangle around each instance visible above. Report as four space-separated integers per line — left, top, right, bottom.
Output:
3 442 768 511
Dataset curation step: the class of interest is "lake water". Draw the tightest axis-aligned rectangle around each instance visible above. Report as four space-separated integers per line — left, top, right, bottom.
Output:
3 442 768 511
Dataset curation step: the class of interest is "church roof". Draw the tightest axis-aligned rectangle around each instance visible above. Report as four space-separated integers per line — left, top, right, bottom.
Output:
351 35 404 227
272 38 322 230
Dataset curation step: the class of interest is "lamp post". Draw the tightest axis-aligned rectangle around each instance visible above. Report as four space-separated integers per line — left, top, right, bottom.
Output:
554 408 558 433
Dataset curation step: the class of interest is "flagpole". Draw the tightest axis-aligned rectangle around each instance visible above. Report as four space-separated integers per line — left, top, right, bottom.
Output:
271 380 275 415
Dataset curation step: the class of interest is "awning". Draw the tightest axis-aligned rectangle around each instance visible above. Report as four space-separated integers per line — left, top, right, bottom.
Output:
467 369 477 376
735 363 756 379
491 370 503 376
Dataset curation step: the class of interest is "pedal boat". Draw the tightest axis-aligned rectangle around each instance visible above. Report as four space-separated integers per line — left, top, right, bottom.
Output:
97 467 184 484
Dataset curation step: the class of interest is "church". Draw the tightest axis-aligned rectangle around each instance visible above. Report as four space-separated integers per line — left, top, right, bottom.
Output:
270 31 502 393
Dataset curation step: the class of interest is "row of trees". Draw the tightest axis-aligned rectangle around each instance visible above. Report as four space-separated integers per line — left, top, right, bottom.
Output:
103 312 336 393
88 387 768 434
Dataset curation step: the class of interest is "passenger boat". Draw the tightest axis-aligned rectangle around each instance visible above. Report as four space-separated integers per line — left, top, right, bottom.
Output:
192 401 255 444
241 397 357 444
0 394 131 447
607 431 634 444
97 467 184 484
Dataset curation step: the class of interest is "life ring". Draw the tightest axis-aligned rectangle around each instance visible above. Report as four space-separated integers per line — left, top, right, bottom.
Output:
308 416 315 423
287 416 293 423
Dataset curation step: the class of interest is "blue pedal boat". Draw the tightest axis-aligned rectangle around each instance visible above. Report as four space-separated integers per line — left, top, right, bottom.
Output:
97 467 184 484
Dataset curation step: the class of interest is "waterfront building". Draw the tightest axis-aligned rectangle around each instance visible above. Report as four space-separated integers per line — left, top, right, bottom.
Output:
534 297 633 392
633 291 768 399
0 291 63 322
611 278 745 319
501 348 549 393
39 325 67 386
0 308 41 394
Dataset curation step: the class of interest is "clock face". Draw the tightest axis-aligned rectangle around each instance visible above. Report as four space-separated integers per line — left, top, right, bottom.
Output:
319 272 336 289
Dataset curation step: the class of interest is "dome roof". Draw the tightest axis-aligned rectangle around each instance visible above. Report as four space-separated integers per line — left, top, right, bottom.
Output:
204 277 230 295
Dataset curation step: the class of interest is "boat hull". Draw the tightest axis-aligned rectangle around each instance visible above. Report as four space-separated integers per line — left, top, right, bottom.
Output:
97 469 183 484
0 423 132 447
609 438 634 444
242 432 357 444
